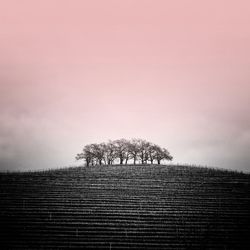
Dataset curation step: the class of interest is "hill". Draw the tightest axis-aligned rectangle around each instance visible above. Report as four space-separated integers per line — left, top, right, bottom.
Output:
0 164 249 249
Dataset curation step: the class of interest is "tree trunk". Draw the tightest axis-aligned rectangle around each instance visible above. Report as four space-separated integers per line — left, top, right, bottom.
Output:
86 160 90 167
133 157 136 165
120 158 123 164
157 159 161 164
125 158 128 165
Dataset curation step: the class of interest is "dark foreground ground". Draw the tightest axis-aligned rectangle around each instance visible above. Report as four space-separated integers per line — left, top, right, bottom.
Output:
0 164 249 249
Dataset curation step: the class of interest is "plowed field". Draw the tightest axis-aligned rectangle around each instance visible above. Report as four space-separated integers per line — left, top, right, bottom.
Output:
1 165 249 249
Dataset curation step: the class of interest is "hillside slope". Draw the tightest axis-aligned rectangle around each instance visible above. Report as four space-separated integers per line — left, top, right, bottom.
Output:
0 165 249 249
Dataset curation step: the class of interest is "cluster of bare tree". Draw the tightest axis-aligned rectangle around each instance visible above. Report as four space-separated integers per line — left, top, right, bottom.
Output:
76 139 173 166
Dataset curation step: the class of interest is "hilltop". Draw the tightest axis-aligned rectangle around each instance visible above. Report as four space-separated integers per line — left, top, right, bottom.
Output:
1 164 249 249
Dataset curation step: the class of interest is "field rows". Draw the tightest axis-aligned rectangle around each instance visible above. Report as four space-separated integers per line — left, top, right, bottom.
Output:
1 165 249 249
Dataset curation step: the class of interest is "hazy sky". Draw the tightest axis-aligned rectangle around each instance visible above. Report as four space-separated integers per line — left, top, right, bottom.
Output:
0 0 250 172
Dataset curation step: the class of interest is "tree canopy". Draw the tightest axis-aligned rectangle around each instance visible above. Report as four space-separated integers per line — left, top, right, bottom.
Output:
76 139 173 166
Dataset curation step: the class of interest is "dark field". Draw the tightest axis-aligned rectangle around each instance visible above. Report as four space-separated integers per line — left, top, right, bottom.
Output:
0 165 249 249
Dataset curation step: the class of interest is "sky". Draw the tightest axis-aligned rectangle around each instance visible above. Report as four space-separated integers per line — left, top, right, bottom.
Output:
0 0 250 172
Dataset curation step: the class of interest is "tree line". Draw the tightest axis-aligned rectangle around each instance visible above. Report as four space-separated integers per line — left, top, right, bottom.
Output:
76 139 173 166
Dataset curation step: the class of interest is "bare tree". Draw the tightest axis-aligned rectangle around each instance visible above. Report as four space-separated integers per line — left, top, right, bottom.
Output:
128 139 140 164
154 146 173 164
147 144 158 164
103 141 116 165
76 144 95 166
124 141 132 165
162 148 173 162
76 138 173 166
113 139 129 165
136 139 150 164
91 143 105 165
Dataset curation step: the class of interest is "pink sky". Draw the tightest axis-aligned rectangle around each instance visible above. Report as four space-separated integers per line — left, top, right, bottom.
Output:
0 0 250 171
